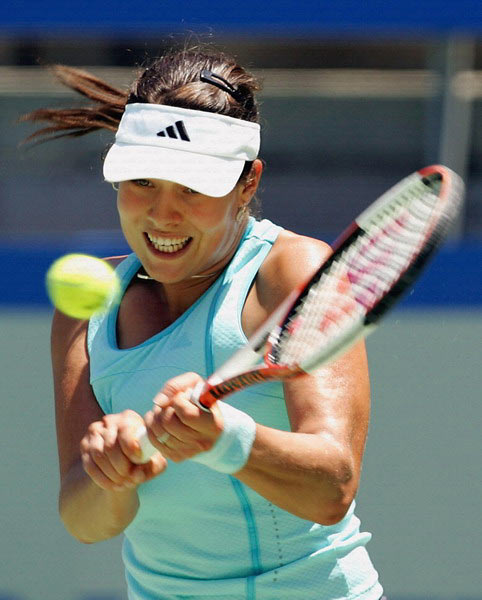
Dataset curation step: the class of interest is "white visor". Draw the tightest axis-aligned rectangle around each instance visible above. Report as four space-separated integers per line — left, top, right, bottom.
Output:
103 103 260 197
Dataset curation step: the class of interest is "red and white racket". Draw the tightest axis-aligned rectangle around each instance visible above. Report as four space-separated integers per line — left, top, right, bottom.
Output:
136 165 463 461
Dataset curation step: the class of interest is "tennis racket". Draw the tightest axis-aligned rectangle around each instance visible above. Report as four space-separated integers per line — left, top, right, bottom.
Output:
136 164 463 462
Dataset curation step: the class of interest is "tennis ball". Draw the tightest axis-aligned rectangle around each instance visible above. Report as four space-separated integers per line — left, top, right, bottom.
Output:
46 253 120 319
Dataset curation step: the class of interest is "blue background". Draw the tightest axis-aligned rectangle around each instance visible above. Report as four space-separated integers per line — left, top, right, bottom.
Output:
1 0 482 35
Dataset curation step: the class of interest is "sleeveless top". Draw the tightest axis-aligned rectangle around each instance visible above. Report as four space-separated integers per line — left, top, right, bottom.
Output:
87 218 383 600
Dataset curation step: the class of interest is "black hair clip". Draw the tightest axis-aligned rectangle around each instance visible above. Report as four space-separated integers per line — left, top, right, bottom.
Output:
200 70 245 103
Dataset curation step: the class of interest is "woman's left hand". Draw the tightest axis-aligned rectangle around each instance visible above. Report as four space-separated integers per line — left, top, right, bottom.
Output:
144 372 225 462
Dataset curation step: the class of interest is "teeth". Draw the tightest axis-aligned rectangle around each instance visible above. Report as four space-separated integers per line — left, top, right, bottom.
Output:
147 234 190 253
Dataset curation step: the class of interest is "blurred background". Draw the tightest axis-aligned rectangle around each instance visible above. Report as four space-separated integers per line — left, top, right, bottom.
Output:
0 2 481 599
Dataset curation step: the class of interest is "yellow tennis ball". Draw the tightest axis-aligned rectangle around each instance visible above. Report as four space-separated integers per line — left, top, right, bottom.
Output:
46 253 120 319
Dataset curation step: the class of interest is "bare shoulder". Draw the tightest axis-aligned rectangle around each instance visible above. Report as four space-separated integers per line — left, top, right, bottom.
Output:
242 230 332 337
50 308 91 391
257 230 332 313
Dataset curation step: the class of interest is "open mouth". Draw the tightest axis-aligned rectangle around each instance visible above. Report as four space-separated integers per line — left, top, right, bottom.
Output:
145 233 192 254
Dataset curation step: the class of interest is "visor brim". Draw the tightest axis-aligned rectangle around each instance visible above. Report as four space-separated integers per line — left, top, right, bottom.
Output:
103 143 246 198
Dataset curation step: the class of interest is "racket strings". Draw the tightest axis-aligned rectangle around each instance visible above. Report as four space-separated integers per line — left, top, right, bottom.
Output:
354 184 439 283
274 181 440 366
273 264 364 364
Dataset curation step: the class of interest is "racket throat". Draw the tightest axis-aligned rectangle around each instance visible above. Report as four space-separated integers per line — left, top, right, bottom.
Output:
204 365 303 405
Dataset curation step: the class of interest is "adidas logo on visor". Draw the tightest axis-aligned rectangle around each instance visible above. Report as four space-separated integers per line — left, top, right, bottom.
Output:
157 120 191 142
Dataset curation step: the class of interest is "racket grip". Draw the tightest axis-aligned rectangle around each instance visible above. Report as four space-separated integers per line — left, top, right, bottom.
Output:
189 381 213 412
134 425 158 464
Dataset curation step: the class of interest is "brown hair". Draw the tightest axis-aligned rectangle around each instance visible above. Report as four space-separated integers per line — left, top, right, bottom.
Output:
21 46 261 177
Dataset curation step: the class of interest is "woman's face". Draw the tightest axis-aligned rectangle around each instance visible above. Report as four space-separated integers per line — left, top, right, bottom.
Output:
116 178 248 284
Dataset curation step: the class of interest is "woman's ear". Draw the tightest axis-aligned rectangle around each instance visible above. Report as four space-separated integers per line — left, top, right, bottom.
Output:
241 159 263 198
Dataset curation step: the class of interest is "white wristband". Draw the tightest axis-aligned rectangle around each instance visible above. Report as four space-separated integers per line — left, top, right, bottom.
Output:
190 402 256 474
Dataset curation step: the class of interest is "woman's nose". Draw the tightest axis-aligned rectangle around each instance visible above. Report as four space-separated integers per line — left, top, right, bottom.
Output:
147 191 182 225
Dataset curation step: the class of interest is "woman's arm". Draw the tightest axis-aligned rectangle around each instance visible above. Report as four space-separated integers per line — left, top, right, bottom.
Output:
235 341 369 525
52 309 166 543
235 231 370 524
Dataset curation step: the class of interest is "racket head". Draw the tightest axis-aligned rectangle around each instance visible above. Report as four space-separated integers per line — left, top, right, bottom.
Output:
195 165 464 408
268 165 464 373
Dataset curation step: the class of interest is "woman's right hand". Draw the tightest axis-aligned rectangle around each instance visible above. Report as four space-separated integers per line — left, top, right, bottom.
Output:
80 410 167 492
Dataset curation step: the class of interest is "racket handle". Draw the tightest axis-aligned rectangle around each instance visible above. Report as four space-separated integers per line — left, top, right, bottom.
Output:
189 381 213 412
134 425 158 464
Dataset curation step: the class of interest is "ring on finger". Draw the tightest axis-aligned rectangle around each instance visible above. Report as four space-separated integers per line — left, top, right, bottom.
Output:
157 432 170 444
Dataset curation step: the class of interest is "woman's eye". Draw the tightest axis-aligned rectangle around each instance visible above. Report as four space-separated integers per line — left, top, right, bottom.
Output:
184 187 199 195
132 179 151 187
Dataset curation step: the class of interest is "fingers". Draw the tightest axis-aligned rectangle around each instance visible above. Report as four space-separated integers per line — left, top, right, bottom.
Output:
144 391 224 463
144 403 210 462
151 372 203 408
80 410 167 491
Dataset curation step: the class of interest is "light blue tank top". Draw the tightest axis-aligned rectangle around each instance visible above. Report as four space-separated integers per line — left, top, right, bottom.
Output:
88 218 383 600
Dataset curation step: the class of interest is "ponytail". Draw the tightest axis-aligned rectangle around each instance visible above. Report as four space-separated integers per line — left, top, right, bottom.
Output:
21 65 128 143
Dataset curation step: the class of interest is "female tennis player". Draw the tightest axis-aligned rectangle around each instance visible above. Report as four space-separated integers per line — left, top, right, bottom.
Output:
25 46 385 599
